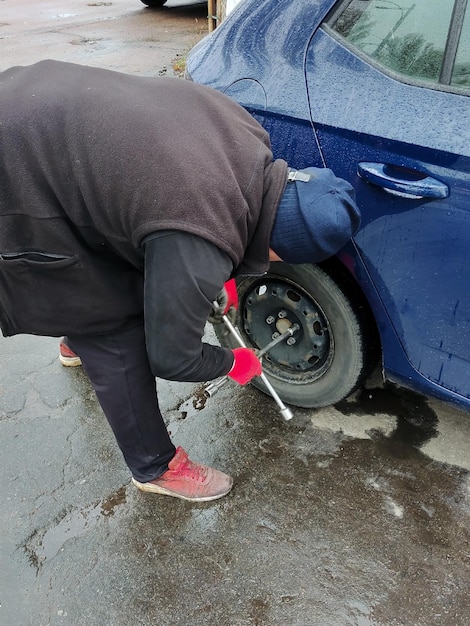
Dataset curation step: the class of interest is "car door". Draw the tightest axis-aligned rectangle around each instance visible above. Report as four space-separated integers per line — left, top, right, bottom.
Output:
305 0 470 400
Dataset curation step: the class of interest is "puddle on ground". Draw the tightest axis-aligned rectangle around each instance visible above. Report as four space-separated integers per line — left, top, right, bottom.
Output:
336 383 439 449
101 484 127 516
25 486 127 569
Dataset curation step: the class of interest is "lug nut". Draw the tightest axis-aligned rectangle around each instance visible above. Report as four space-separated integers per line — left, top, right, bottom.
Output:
278 310 287 319
266 315 275 324
287 337 296 345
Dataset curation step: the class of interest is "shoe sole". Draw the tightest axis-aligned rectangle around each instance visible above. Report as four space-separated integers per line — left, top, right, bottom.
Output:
131 477 233 502
59 354 82 367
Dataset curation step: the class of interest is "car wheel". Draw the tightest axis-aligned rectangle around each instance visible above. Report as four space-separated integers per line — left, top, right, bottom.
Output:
215 262 380 408
140 0 167 7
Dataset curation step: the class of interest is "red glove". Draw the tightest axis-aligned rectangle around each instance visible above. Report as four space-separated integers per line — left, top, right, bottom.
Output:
208 279 239 323
227 348 262 385
222 278 238 315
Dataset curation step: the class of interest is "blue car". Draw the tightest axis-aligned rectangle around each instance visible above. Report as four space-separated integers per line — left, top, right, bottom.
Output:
186 0 470 410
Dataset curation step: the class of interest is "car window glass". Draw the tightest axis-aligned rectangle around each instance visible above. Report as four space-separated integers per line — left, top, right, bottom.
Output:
332 0 456 85
452 6 470 87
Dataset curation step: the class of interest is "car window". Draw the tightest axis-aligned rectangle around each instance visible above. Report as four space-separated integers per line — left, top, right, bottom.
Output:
453 5 470 87
331 0 469 90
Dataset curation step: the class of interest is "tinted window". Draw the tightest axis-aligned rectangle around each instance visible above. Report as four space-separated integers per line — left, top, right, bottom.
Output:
453 6 470 86
332 0 469 89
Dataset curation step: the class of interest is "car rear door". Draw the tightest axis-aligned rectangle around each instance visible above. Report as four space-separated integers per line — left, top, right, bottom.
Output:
305 0 470 401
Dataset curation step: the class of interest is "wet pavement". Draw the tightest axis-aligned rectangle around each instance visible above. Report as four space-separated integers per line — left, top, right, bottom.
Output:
1 0 208 75
1 2 470 625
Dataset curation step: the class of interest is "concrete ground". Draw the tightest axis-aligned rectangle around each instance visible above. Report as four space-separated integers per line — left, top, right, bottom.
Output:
0 2 469 625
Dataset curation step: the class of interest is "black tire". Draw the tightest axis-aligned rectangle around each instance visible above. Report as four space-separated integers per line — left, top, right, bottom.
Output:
140 0 167 7
215 262 380 408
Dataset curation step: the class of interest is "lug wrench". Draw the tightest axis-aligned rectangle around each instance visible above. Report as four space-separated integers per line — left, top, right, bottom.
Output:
206 311 295 421
205 324 297 398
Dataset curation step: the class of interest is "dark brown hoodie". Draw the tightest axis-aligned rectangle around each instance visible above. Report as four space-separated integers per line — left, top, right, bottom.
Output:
0 60 287 336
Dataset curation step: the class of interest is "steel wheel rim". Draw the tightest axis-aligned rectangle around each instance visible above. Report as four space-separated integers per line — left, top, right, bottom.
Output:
240 277 334 383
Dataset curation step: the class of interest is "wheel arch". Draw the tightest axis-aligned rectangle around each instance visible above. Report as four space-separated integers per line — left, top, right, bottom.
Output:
317 254 382 374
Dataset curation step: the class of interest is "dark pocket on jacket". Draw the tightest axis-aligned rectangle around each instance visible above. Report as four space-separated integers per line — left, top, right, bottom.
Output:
0 249 144 336
0 252 80 335
0 252 77 264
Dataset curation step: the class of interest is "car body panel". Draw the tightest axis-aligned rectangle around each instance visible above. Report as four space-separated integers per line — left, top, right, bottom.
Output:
186 0 470 411
305 28 470 401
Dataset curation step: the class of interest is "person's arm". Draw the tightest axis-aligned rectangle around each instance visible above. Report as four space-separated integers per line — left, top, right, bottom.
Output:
143 231 235 382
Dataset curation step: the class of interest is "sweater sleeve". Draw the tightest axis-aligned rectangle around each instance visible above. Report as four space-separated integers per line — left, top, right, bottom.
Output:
143 231 235 382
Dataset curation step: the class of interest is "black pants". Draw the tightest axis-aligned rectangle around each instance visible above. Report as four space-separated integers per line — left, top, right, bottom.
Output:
67 325 176 482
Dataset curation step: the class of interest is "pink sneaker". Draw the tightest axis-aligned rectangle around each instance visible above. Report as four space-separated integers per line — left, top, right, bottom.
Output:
59 338 82 367
132 447 233 502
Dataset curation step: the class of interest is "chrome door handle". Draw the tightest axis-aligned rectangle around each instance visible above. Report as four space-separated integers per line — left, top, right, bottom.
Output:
358 162 449 199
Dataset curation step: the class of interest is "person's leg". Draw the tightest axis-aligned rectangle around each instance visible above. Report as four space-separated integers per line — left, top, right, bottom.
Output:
66 324 233 501
66 325 175 482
